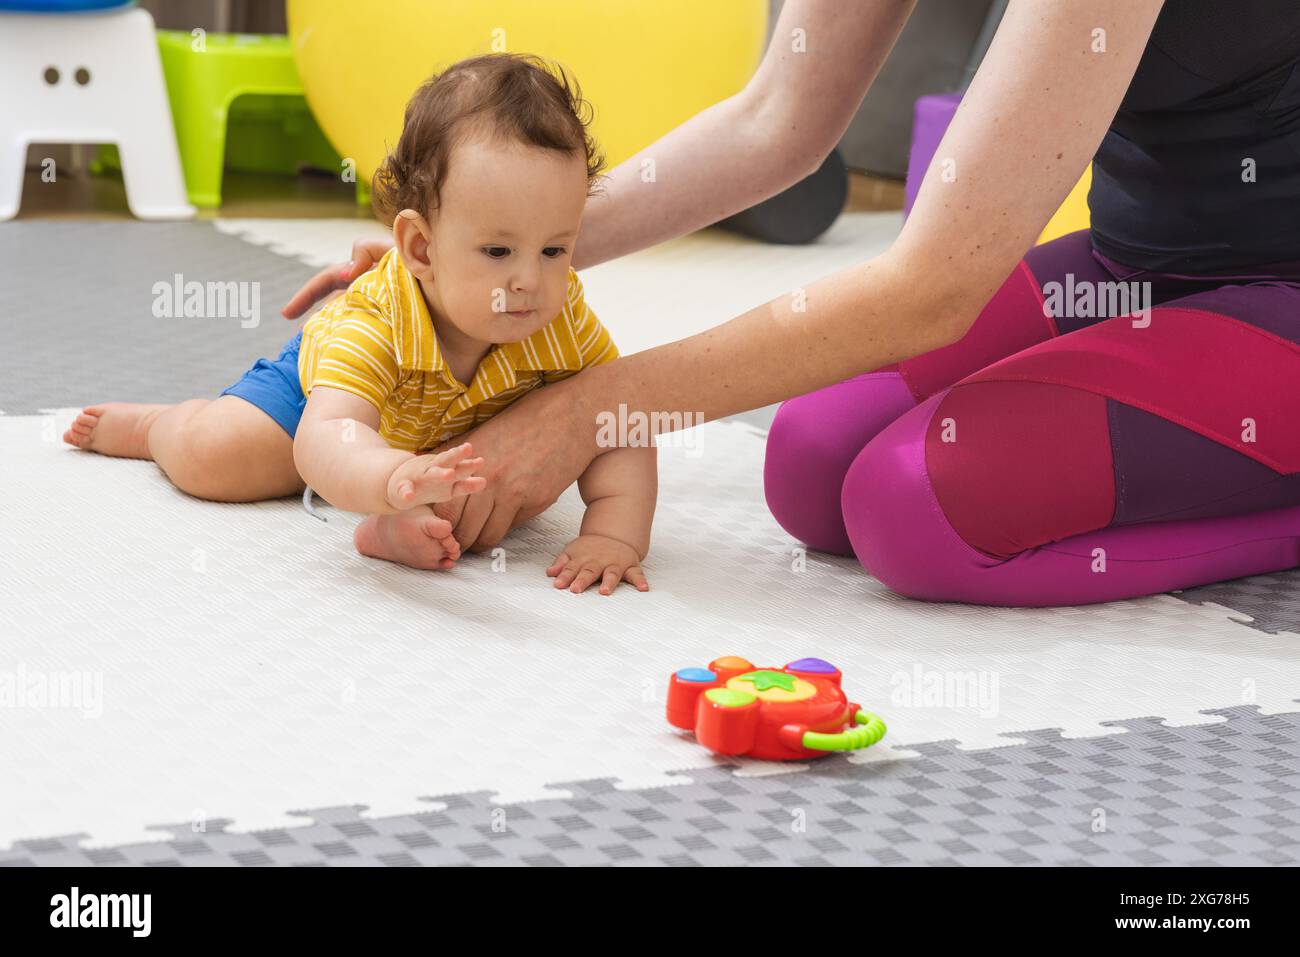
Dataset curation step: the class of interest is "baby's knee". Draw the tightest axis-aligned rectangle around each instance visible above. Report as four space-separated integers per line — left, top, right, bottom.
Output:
160 420 255 500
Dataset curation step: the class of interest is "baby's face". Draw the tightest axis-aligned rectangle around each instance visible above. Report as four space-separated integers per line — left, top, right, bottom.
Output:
423 135 589 345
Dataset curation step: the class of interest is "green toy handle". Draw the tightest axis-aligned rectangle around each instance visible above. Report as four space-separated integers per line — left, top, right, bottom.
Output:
801 709 887 752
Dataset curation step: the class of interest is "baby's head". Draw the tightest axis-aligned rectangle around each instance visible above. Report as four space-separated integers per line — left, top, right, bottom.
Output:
372 54 604 346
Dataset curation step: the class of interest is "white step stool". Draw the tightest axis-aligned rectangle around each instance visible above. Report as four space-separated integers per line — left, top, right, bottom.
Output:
0 6 195 220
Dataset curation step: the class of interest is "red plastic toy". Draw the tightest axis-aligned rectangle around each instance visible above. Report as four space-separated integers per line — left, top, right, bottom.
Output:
667 656 886 761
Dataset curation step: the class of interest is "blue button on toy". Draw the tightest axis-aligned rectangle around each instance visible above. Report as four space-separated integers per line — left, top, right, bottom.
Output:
676 667 716 683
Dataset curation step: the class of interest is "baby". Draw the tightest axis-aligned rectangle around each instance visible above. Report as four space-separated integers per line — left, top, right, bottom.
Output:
64 54 657 595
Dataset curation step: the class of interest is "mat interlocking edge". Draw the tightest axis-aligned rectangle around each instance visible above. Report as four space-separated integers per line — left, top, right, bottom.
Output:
0 222 322 414
5 705 1298 866
3 219 1299 865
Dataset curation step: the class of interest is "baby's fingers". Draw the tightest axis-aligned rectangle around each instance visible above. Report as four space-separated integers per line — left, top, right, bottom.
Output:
400 467 455 502
623 564 649 593
597 568 622 596
392 480 429 505
433 442 475 468
547 553 572 578
567 564 603 594
597 564 648 595
450 455 485 478
552 560 588 590
449 475 488 497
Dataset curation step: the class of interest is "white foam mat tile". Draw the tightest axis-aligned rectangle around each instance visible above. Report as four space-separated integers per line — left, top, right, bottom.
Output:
213 218 391 272
3 413 1296 848
214 213 903 355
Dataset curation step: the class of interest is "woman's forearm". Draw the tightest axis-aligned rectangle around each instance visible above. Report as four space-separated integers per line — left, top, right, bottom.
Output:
572 0 918 270
567 248 975 434
572 0 1165 433
572 91 812 270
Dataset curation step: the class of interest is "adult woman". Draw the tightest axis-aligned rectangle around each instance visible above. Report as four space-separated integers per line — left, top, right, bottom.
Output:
284 0 1300 606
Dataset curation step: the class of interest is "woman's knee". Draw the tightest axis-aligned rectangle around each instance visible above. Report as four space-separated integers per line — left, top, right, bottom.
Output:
763 373 917 555
764 396 856 554
841 384 1112 604
839 400 976 602
841 433 921 597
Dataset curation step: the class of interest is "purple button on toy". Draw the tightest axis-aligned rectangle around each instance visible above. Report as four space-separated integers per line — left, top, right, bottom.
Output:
786 658 838 674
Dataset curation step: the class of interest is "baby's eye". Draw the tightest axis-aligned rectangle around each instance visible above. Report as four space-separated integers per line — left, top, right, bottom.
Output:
482 246 511 259
542 247 566 259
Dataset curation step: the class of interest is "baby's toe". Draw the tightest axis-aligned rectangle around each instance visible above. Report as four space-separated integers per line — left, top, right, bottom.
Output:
63 418 94 447
420 516 453 539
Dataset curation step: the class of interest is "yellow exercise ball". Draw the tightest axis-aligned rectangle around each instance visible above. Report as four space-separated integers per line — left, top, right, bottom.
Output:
1038 165 1092 245
287 0 768 191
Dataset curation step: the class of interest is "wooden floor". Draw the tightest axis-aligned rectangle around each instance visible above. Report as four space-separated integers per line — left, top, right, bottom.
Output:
845 172 905 214
13 167 375 222
13 165 904 222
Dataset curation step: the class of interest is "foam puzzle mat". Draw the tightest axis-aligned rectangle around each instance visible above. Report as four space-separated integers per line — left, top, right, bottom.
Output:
5 705 1298 867
1 220 1298 865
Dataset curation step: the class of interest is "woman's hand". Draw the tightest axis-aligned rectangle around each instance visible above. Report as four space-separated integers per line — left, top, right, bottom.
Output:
280 237 394 319
434 375 600 552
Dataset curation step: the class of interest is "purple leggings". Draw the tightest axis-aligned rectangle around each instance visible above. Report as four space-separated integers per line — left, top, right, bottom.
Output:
764 231 1300 606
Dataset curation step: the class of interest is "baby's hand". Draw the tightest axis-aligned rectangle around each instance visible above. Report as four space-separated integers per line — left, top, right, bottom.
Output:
547 535 649 595
386 442 486 510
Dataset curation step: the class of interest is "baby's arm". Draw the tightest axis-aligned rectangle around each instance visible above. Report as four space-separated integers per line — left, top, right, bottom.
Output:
548 445 658 595
293 386 485 514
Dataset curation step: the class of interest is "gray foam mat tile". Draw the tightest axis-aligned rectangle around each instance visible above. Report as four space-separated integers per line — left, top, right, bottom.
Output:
1176 570 1300 637
4 704 1296 867
0 221 318 414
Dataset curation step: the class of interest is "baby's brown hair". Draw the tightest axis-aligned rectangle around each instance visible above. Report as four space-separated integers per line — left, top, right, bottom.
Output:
371 53 605 225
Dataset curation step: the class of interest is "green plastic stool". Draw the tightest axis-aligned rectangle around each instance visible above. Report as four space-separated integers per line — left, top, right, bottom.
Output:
103 32 367 208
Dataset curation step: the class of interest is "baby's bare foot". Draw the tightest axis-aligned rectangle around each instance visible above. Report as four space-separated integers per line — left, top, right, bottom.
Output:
63 403 169 459
354 507 461 571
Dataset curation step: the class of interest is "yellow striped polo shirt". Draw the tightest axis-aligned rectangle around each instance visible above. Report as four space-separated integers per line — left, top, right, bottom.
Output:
297 248 618 452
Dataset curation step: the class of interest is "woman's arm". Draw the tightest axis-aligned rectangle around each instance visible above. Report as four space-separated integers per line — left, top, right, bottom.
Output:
571 0 917 269
444 0 1166 550
583 0 1169 413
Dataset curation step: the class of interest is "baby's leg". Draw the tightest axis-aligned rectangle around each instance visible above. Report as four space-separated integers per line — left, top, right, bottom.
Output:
65 396 302 502
64 402 169 460
354 506 461 570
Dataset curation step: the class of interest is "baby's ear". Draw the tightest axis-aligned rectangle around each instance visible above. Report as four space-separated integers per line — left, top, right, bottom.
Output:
393 209 435 279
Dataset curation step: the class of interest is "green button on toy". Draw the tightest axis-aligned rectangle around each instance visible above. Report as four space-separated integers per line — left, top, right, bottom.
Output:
705 688 756 708
734 670 797 692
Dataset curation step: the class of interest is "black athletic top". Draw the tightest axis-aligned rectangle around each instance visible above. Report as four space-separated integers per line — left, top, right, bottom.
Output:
1089 0 1300 272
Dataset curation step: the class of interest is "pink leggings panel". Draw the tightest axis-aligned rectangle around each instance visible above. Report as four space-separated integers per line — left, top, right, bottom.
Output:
763 231 1300 606
763 370 916 554
840 392 1300 606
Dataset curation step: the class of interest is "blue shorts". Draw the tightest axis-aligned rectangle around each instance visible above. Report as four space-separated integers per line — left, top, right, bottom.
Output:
220 331 307 438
